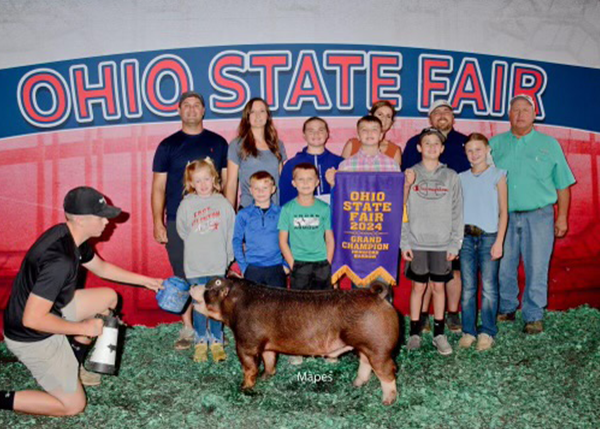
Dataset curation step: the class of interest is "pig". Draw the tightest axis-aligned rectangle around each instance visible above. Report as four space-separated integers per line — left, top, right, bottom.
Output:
190 277 399 405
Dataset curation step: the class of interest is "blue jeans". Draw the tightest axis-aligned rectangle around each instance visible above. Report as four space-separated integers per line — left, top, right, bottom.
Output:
245 264 287 288
187 276 223 344
460 233 499 337
499 205 555 323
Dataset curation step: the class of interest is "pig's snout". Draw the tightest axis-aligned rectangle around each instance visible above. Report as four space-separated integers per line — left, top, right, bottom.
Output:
190 286 209 316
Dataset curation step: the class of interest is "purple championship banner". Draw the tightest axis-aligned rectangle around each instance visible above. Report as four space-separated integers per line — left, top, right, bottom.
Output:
331 172 404 286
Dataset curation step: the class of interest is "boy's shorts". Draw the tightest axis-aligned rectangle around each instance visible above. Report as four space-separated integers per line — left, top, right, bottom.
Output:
405 250 453 283
290 260 331 290
4 296 81 394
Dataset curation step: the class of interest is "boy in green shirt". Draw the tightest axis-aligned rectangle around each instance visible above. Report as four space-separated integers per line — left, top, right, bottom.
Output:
278 163 335 291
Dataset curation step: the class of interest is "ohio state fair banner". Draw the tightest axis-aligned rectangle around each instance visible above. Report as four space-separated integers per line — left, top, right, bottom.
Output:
331 172 404 287
2 43 600 139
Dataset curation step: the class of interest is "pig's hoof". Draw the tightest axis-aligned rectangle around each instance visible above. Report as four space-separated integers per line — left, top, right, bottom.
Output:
382 393 397 406
241 384 257 394
353 377 368 388
241 381 257 390
261 371 276 380
241 388 259 397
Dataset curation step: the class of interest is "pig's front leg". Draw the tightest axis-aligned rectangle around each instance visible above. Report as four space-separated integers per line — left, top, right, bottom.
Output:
237 347 260 390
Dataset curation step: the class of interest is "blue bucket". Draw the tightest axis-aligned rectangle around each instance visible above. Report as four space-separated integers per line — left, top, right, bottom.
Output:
156 277 190 314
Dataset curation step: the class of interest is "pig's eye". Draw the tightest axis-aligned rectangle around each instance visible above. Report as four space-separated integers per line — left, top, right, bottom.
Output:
215 279 222 286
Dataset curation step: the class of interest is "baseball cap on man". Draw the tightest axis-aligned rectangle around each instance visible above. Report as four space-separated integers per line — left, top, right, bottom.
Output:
428 99 453 116
510 94 535 108
64 186 122 218
178 90 205 107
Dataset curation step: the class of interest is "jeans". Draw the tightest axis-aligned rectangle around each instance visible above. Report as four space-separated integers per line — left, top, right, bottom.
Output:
188 276 223 344
460 233 499 337
245 264 287 288
499 205 555 323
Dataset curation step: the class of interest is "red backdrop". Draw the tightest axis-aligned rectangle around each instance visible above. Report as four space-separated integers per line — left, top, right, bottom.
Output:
1 118 598 337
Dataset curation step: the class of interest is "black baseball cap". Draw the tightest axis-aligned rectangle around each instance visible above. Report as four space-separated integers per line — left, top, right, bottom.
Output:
178 90 205 107
63 186 122 218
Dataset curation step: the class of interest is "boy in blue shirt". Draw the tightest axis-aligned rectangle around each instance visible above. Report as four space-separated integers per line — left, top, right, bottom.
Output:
279 117 343 205
233 171 286 288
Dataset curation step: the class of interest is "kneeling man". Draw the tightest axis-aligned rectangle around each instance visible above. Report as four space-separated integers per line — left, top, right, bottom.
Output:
1 186 162 416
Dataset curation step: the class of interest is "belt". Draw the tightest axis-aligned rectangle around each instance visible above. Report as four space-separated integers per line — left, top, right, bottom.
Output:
512 204 552 214
464 224 486 236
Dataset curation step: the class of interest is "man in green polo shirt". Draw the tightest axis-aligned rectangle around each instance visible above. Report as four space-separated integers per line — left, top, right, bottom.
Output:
490 94 575 334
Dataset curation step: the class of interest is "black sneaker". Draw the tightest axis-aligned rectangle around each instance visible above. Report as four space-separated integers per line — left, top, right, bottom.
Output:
446 313 462 333
497 312 516 322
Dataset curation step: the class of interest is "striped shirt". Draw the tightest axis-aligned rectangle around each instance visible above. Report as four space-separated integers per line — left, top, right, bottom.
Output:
339 148 401 172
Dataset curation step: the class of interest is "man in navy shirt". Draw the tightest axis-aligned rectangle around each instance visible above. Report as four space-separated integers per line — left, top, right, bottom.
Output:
402 100 470 334
151 91 228 350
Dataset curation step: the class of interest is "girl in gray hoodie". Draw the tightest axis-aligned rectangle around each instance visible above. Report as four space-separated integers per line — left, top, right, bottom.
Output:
177 158 235 363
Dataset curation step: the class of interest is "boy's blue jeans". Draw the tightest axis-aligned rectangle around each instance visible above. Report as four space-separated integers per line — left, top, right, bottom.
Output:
498 205 554 323
187 276 223 344
460 233 499 337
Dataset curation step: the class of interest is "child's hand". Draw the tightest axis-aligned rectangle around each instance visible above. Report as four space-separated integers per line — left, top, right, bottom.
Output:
491 241 503 260
283 266 290 275
325 168 337 187
404 169 416 186
446 252 457 261
402 249 413 261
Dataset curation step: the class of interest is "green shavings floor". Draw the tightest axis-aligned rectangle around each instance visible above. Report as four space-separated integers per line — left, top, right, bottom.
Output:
1 306 599 428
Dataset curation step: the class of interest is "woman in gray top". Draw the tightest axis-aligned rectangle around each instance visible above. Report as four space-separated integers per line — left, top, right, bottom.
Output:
225 98 287 209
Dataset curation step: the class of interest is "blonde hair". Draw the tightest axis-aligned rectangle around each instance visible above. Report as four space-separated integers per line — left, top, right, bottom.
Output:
183 158 221 195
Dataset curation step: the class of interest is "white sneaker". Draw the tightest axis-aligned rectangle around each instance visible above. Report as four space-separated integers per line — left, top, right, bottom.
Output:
174 326 195 350
476 333 494 351
432 335 453 356
458 334 477 349
406 335 422 351
80 366 102 386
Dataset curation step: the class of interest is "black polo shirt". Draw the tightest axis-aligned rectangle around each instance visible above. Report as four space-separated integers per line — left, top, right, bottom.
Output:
152 129 228 221
3 223 94 342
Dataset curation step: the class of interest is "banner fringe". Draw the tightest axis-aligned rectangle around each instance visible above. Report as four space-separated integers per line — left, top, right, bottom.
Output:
331 266 397 287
